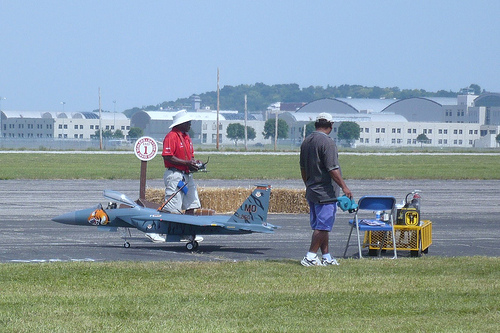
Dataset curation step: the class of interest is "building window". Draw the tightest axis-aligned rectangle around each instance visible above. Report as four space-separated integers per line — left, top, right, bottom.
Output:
74 125 78 129
376 128 380 133
392 128 396 133
365 128 369 133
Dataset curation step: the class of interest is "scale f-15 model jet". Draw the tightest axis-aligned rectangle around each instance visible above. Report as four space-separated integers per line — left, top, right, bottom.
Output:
52 184 278 250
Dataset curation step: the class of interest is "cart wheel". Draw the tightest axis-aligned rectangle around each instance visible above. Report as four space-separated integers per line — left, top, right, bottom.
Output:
124 242 130 248
368 249 378 256
423 247 429 254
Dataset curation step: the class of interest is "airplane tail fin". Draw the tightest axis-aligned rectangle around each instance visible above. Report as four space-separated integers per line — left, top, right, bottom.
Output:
227 185 271 225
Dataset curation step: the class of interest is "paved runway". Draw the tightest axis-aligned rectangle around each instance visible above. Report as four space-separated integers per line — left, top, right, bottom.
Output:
0 179 499 263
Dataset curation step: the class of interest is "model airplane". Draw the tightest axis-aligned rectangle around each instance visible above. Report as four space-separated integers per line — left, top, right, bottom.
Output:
52 184 278 250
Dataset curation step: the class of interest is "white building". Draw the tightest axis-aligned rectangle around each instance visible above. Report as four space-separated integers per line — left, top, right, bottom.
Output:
130 110 267 146
279 94 500 148
1 111 130 139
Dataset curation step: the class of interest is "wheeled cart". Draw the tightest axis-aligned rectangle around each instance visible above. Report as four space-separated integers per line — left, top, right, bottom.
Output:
364 220 432 257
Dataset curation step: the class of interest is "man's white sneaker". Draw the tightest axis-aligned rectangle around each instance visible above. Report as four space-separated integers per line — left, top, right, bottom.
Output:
322 258 339 266
301 256 324 267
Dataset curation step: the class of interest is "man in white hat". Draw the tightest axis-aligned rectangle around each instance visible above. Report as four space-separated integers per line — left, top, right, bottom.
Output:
299 112 353 266
160 110 201 214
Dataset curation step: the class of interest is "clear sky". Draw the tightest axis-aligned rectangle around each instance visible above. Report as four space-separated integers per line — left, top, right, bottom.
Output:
1 0 499 112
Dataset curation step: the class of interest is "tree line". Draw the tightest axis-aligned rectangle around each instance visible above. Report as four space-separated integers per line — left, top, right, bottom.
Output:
124 83 483 118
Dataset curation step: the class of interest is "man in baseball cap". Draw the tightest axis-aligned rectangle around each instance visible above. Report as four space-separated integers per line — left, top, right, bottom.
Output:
299 111 353 266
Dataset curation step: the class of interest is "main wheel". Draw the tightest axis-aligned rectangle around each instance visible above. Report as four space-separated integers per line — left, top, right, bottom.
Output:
186 242 194 251
124 242 130 248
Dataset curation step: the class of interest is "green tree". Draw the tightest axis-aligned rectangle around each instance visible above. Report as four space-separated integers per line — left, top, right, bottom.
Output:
262 118 289 139
91 129 114 139
303 122 315 138
417 133 430 147
128 127 143 139
113 129 124 139
337 121 360 146
469 84 481 95
226 123 256 146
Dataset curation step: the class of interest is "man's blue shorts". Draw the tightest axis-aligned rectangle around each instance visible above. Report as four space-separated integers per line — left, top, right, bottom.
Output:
308 200 337 232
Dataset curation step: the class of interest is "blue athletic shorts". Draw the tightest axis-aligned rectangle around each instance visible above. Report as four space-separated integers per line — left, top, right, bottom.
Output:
308 200 337 232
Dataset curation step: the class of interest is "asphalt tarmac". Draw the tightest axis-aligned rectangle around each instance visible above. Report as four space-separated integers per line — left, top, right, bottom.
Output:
0 179 499 263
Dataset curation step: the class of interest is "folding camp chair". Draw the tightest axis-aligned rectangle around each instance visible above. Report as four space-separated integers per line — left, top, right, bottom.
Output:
343 196 397 259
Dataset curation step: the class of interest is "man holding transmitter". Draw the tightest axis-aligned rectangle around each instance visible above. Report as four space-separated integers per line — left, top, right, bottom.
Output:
162 110 201 214
146 110 201 242
299 112 353 266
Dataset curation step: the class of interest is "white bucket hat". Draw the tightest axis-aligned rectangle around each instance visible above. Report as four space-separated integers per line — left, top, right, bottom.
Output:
169 110 193 128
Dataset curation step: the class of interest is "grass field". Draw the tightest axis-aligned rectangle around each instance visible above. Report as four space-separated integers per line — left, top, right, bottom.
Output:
1 258 498 332
1 152 500 179
1 152 499 332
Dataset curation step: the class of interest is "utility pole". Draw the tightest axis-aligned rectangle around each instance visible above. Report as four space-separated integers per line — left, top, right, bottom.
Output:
244 94 248 151
216 67 220 150
274 111 279 151
99 88 103 150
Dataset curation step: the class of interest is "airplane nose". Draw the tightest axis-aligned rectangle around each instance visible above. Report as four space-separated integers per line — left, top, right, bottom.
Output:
52 211 77 224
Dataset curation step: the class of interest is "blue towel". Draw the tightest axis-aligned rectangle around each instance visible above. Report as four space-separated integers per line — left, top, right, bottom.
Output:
177 180 188 194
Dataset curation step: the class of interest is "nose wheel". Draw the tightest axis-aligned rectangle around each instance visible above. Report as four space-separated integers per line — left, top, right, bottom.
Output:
186 241 199 251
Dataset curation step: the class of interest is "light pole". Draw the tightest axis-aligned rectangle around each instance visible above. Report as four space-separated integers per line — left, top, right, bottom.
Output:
60 102 66 138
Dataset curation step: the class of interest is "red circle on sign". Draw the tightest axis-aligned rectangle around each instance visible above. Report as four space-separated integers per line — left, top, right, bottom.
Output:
134 136 158 161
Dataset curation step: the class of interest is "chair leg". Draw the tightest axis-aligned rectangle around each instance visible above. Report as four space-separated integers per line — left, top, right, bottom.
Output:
391 226 398 259
343 223 355 258
355 224 363 259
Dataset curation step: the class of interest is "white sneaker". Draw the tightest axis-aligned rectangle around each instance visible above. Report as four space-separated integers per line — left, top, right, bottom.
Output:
322 258 339 266
301 255 324 267
145 233 166 243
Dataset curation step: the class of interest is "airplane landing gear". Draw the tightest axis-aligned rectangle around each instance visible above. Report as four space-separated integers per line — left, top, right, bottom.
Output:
186 241 199 251
124 241 130 248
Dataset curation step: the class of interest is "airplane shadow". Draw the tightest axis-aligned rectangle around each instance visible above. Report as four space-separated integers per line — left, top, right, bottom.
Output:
92 241 271 256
